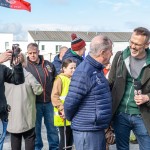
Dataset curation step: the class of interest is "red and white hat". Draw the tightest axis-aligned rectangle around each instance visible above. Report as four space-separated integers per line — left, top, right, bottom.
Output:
71 33 86 51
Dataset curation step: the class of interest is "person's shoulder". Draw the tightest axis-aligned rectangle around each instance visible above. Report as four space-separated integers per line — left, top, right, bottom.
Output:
0 64 11 71
44 60 56 73
53 55 60 62
62 48 72 60
44 60 54 65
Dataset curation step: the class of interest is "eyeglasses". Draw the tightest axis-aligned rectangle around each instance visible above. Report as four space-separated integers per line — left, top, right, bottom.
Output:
129 40 146 48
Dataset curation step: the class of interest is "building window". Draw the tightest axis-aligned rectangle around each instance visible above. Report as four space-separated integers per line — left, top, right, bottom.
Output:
56 45 61 54
41 45 45 50
5 42 9 50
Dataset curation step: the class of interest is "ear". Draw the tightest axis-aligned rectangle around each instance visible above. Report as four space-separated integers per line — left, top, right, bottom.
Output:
101 50 106 56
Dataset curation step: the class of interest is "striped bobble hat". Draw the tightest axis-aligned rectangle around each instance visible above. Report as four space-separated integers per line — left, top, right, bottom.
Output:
71 33 86 51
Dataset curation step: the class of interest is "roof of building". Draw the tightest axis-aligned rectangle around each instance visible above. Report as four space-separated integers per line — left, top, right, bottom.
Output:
28 31 132 42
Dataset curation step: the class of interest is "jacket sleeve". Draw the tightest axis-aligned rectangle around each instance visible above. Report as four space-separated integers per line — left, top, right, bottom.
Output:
64 71 91 121
28 73 43 95
51 77 64 111
4 63 24 85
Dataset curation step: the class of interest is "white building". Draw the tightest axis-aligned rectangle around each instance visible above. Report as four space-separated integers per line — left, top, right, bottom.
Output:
28 31 131 62
0 31 131 62
0 33 13 52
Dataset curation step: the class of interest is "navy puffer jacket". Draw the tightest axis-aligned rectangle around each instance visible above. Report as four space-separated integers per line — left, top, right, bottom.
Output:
64 55 112 131
52 54 61 74
62 48 84 66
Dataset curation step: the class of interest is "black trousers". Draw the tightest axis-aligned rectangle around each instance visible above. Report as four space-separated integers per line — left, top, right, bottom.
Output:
11 128 35 150
59 126 73 150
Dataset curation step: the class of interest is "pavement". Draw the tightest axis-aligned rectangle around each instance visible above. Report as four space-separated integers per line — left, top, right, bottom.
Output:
2 121 139 150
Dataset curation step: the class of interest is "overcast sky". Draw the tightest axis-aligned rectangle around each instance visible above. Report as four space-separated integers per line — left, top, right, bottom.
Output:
0 0 149 40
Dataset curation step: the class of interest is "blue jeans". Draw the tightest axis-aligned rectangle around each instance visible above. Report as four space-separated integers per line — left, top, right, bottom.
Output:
73 130 106 150
113 112 150 150
0 119 8 150
35 103 59 150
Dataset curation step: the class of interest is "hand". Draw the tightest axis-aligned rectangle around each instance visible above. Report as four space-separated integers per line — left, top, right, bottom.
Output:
12 53 24 66
59 110 65 119
0 50 12 63
134 94 149 105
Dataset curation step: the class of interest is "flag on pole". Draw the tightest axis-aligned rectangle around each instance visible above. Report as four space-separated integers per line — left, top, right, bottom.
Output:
0 0 31 12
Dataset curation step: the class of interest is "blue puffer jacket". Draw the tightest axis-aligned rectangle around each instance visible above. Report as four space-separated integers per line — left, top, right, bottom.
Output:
52 54 61 74
62 48 84 66
64 55 112 131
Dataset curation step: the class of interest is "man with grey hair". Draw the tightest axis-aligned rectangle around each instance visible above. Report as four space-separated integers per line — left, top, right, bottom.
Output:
52 46 68 73
64 35 113 150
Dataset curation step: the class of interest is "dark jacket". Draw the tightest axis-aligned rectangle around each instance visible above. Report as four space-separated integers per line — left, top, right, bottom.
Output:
26 55 56 103
62 48 84 66
52 54 61 74
64 55 112 131
108 47 150 135
0 63 24 120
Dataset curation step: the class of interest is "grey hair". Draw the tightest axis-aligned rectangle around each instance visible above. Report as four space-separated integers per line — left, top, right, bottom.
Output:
27 43 38 49
133 27 150 43
89 35 112 57
59 46 68 52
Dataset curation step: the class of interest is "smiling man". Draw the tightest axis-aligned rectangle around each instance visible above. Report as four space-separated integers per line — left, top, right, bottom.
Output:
109 27 150 150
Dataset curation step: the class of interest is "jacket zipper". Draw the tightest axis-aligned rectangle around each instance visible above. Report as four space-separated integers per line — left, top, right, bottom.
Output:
125 79 134 113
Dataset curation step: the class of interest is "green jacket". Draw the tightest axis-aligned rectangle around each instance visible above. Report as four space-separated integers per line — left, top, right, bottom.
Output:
109 47 150 135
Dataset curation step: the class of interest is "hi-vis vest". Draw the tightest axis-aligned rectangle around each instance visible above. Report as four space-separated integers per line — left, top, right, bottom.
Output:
54 74 71 126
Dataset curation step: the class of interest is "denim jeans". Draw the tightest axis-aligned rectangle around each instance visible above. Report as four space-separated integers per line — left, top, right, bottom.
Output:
35 102 59 150
73 130 106 150
113 112 150 150
0 119 8 150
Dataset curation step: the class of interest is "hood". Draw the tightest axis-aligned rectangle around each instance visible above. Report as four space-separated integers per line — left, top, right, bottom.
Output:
53 54 61 63
62 48 83 62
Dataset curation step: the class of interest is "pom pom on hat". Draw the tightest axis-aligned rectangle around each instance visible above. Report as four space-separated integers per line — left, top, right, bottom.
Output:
71 33 86 51
71 33 77 40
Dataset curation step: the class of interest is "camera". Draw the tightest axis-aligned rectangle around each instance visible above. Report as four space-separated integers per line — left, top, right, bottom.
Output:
10 44 21 66
12 44 21 58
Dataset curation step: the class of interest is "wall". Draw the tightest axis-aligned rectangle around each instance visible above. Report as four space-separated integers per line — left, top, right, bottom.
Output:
0 33 129 64
0 33 13 52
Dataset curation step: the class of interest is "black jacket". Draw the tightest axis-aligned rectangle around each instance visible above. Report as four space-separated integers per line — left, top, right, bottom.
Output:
26 55 56 103
0 63 24 120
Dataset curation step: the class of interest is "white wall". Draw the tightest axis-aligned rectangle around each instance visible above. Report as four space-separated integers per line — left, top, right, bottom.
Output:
0 33 13 52
31 41 129 62
0 33 129 64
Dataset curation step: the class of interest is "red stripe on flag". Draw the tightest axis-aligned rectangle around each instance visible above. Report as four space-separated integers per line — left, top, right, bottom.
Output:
0 0 32 12
10 0 31 12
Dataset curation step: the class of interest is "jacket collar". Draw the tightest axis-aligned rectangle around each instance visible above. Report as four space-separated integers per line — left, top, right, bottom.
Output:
122 47 150 84
86 55 104 70
123 46 150 66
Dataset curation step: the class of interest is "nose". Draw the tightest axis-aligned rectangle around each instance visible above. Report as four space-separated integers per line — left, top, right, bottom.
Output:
130 43 136 49
31 53 34 56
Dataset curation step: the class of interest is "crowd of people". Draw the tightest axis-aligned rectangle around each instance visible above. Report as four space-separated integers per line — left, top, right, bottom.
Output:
0 26 150 150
